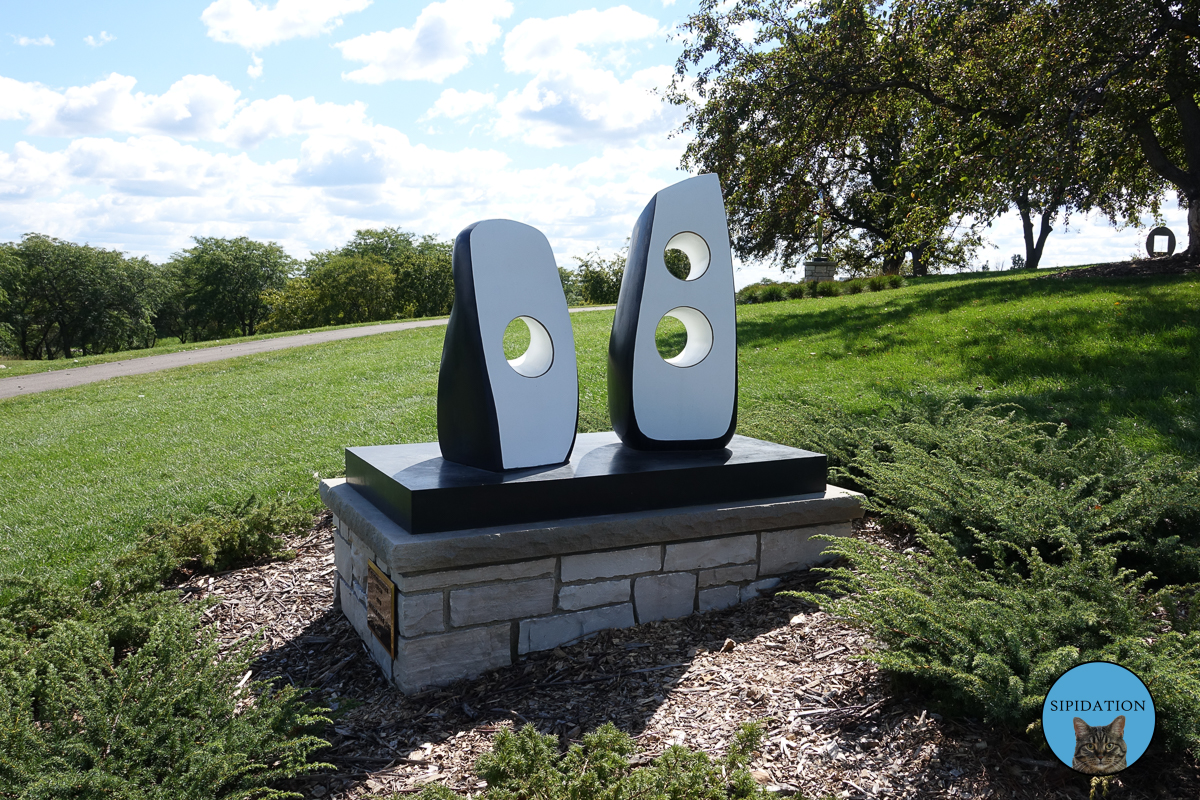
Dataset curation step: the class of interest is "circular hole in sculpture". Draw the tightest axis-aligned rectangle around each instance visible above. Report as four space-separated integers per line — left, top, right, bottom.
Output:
504 316 554 378
655 307 713 368
664 231 711 281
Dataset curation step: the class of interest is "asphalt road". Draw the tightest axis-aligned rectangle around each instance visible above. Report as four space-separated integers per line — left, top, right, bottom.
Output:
0 306 615 400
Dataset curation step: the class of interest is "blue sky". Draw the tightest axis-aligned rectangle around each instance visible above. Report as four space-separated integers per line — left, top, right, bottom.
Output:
0 1 1181 285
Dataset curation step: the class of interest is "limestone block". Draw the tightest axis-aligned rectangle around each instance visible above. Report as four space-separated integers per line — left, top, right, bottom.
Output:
699 585 740 612
697 563 758 588
394 624 511 694
518 604 636 654
332 514 342 537
320 478 863 576
332 573 341 611
759 522 850 575
634 572 696 623
450 578 555 627
398 558 555 593
561 546 661 582
341 585 393 678
741 577 781 603
664 535 756 571
350 533 378 592
333 527 351 584
558 579 630 611
399 592 444 637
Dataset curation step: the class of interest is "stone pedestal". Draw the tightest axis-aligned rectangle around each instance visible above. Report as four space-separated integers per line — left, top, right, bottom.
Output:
321 475 864 694
803 257 838 282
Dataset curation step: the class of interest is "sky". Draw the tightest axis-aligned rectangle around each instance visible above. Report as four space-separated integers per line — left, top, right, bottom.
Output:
0 1 1184 287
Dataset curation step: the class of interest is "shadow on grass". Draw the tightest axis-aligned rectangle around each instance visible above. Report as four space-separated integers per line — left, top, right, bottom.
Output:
737 274 1200 457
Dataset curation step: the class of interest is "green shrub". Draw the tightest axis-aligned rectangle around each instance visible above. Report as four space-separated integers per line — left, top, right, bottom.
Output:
785 282 807 300
735 285 762 304
416 721 769 800
813 280 842 297
130 495 310 579
0 495 329 797
844 278 866 294
783 401 1200 751
759 284 785 303
0 605 329 799
867 274 889 291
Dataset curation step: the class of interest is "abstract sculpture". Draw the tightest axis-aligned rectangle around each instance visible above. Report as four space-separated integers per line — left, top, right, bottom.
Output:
607 173 737 450
437 219 578 471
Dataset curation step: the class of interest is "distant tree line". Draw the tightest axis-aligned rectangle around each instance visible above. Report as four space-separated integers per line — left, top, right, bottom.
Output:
0 228 631 361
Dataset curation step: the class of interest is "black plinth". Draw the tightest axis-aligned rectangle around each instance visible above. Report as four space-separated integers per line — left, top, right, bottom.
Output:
346 432 826 535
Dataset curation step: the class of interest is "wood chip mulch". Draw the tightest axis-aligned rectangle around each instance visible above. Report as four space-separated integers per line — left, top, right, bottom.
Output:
179 515 1200 800
1048 254 1200 279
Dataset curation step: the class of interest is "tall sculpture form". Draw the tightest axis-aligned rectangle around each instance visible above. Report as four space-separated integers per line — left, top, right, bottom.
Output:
437 220 578 471
608 173 737 450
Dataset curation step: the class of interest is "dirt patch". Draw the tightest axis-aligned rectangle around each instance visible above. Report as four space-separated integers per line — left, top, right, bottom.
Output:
182 515 1200 799
1049 254 1200 279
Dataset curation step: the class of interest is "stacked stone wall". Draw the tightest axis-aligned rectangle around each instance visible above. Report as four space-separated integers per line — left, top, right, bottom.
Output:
332 511 850 694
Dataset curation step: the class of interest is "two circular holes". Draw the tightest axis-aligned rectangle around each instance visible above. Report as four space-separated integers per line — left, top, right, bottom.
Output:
502 232 714 375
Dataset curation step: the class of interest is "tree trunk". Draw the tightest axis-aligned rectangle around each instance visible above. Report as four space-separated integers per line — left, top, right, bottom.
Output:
1016 192 1056 269
1188 196 1200 259
909 243 930 276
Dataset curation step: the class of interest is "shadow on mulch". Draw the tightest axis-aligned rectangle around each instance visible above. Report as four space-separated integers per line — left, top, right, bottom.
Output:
194 514 1200 799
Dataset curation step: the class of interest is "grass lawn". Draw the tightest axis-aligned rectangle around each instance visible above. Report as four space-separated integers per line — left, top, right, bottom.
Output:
1 269 1196 583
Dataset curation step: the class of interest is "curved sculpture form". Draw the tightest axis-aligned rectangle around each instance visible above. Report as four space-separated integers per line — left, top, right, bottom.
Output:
438 220 578 471
608 173 737 450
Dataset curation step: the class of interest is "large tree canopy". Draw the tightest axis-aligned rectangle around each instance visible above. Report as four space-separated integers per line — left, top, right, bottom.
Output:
671 0 1172 271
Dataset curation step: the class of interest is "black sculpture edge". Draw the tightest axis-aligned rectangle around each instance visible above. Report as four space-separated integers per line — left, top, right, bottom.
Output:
607 191 738 451
437 222 505 471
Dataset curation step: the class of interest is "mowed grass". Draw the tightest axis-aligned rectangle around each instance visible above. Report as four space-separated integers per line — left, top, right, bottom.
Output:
2 271 1197 582
734 269 1199 457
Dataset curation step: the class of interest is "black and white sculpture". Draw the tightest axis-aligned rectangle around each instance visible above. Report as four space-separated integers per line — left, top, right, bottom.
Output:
437 220 578 471
608 173 737 450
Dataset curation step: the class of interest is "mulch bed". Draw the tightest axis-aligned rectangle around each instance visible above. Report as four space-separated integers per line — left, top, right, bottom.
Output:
1048 254 1200 279
182 515 1200 799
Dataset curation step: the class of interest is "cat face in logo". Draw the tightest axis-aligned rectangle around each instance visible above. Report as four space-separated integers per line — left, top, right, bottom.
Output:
1072 715 1127 775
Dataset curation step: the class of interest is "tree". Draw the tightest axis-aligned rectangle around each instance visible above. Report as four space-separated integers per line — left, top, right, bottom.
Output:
0 234 168 359
676 0 1180 272
170 237 294 340
310 228 454 320
392 236 454 318
261 254 396 331
572 249 626 304
670 0 984 275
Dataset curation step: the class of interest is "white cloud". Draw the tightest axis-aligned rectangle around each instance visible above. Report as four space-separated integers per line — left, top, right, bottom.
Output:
13 35 54 47
84 31 116 47
201 0 372 50
335 0 512 84
421 88 495 120
248 54 264 78
0 74 244 140
494 7 678 148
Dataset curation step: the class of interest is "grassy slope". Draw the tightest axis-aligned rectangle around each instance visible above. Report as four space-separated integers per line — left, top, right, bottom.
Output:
1 270 1196 581
736 269 1199 458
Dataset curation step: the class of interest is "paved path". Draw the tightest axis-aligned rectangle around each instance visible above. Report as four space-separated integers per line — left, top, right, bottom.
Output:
0 306 614 400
